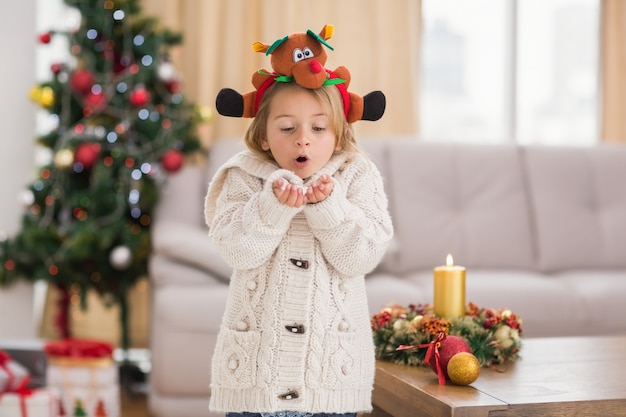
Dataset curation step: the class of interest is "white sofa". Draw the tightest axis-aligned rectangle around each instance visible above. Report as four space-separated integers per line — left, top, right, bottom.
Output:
147 137 626 417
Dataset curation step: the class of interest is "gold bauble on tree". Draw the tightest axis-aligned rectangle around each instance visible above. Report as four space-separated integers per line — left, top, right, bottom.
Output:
198 105 215 123
29 86 55 108
39 86 55 107
53 149 74 169
447 352 481 385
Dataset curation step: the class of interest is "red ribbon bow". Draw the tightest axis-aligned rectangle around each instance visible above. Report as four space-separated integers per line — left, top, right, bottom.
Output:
14 377 34 417
0 354 33 417
396 332 447 384
0 349 15 394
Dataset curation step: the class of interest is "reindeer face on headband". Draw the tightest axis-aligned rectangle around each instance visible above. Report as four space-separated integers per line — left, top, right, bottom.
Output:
253 26 335 90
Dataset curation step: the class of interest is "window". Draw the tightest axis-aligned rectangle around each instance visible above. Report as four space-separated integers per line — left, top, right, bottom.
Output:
421 0 599 145
35 0 79 164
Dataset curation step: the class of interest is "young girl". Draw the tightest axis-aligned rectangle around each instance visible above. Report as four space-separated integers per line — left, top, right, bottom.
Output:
204 81 393 417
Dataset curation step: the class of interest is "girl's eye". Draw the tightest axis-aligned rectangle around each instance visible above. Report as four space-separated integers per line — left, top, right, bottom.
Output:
313 126 326 132
281 127 295 132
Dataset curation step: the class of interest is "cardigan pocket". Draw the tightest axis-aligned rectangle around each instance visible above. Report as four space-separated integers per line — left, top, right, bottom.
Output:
213 328 261 388
320 330 364 389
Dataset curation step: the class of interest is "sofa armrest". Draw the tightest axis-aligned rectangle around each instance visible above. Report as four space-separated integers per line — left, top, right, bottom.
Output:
151 220 232 282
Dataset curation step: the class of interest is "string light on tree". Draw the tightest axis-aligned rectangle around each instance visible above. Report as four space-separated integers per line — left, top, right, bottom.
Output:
54 149 74 169
109 246 133 270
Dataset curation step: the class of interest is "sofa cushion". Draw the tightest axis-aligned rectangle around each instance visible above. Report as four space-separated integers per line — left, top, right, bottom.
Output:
151 220 232 281
155 163 207 227
381 141 535 274
365 272 429 314
150 285 227 396
524 145 626 271
205 137 246 182
559 270 626 333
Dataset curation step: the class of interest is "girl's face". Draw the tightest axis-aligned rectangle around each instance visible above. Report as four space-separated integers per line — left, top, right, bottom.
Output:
262 86 341 179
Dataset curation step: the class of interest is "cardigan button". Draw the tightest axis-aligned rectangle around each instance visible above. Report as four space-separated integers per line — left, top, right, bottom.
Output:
290 258 309 269
236 321 248 331
278 390 299 400
285 324 305 334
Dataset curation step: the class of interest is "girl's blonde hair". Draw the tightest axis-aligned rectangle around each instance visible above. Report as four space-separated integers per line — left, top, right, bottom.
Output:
244 82 358 160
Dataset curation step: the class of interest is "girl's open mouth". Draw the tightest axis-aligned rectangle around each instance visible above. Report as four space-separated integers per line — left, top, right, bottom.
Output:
294 155 309 168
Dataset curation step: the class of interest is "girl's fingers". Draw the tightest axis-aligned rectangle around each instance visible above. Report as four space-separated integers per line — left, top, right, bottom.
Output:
273 180 312 207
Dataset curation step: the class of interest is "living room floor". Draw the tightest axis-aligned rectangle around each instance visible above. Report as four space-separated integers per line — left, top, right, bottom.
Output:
121 391 149 417
119 352 151 417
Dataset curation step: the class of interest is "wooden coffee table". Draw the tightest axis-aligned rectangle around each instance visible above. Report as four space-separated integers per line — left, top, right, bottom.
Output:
369 335 626 417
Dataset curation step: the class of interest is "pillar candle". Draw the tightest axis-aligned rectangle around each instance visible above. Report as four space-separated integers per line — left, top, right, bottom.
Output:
433 254 466 319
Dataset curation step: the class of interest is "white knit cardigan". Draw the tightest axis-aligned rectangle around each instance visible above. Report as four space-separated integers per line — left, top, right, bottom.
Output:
204 149 393 414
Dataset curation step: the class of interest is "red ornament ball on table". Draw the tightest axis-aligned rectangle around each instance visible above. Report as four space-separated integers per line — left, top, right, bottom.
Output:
429 335 471 380
161 150 184 173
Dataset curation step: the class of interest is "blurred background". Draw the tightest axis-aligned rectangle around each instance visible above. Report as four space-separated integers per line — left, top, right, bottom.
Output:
1 0 624 344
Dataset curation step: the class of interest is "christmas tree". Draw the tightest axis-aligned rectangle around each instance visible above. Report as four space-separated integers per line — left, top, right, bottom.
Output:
94 399 108 417
0 0 205 349
73 399 88 417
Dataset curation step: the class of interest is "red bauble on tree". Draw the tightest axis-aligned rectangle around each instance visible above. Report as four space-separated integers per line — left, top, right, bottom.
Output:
161 149 184 173
113 54 130 73
129 86 151 107
74 143 101 170
165 80 181 94
83 91 108 114
50 63 63 75
39 32 52 44
70 69 95 94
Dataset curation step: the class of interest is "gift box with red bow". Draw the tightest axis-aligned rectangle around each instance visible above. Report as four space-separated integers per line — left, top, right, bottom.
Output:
44 339 119 417
0 350 31 393
0 387 60 417
1 349 59 417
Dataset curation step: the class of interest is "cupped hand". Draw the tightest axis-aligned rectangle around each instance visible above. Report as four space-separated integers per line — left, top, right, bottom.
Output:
306 174 334 204
273 179 308 208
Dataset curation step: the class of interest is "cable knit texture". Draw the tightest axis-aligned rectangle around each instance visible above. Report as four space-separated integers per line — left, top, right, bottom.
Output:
204 149 393 414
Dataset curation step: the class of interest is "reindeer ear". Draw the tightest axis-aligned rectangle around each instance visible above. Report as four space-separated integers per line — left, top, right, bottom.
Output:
306 29 334 51
319 24 334 41
252 41 270 54
265 35 289 55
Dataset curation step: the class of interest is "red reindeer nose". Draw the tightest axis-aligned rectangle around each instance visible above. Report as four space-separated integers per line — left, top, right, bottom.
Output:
309 60 323 74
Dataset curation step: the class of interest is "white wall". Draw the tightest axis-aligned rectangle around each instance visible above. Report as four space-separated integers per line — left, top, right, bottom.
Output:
0 0 37 339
